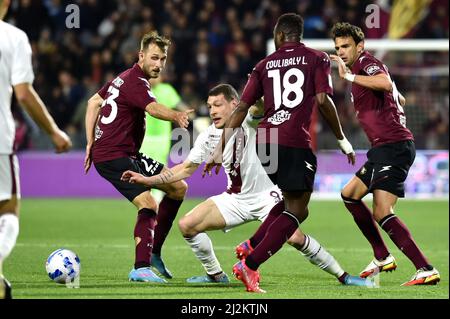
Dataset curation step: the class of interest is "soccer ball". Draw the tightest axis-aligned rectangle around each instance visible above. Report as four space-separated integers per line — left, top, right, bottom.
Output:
45 249 81 284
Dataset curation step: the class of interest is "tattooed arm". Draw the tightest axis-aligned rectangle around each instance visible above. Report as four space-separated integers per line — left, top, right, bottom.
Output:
121 159 200 187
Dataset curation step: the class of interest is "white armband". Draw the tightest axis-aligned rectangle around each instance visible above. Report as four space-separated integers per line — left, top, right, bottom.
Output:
337 137 354 155
344 73 356 82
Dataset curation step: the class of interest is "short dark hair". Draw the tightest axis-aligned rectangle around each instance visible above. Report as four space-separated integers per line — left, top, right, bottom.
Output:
140 31 171 52
208 84 239 102
275 13 304 40
331 22 365 44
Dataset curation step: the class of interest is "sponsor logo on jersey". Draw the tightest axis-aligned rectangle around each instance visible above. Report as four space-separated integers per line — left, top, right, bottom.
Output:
379 165 392 172
268 110 291 125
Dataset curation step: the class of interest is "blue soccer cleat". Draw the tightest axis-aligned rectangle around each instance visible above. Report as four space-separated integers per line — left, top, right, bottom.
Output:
128 267 167 283
187 272 230 284
150 253 173 279
343 274 376 287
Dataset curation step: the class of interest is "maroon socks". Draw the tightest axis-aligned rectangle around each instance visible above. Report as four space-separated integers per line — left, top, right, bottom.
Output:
379 214 430 269
249 200 285 248
246 211 299 271
152 196 183 255
342 195 390 260
134 208 157 269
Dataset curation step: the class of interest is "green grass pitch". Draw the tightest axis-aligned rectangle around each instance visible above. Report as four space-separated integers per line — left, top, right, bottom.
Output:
5 198 448 299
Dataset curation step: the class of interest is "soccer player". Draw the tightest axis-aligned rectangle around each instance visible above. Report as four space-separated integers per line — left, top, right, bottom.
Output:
330 22 440 286
204 13 356 293
122 84 369 290
84 31 193 283
0 0 72 299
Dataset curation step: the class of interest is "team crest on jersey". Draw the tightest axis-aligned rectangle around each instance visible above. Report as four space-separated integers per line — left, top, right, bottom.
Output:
268 110 291 125
112 77 124 88
359 166 367 175
365 64 380 75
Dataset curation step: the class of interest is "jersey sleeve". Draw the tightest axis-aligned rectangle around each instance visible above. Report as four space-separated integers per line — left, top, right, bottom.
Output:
127 80 157 110
241 62 264 106
359 56 386 76
97 81 112 99
314 53 333 95
187 130 210 164
11 31 35 86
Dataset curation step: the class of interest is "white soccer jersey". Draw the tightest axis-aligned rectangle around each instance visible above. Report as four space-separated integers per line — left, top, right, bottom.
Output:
0 20 35 154
188 115 275 195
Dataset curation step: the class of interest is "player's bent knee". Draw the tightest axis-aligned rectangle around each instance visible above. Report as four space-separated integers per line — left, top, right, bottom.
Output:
178 216 196 238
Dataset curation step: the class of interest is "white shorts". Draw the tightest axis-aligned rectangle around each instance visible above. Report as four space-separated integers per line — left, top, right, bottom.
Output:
209 186 283 232
0 154 21 201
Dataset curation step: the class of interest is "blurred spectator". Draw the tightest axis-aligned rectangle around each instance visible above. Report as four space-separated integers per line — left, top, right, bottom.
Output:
4 0 448 151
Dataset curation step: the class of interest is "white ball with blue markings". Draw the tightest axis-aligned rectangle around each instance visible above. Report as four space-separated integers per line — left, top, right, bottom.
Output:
45 249 81 284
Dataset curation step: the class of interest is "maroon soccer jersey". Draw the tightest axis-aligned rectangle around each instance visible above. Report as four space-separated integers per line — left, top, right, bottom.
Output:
241 42 333 148
350 51 413 147
92 63 156 163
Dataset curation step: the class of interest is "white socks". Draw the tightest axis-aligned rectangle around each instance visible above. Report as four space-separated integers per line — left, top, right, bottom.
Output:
184 232 222 275
0 214 19 266
300 235 345 279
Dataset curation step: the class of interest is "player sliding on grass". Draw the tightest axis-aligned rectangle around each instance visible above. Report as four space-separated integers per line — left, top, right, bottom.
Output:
122 83 373 289
330 22 440 286
85 31 193 283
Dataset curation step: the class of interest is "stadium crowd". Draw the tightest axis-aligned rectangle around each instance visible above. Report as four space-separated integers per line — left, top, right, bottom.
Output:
6 0 449 150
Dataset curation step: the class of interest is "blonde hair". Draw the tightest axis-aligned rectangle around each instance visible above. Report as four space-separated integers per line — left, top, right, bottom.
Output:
140 31 171 52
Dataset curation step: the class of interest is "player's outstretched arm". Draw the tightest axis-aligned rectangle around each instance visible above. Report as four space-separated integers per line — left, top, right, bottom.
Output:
121 159 199 187
84 93 103 173
145 102 194 129
14 83 72 153
329 55 392 92
316 92 355 165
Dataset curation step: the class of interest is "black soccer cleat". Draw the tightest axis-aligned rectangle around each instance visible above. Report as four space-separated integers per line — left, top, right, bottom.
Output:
0 275 12 299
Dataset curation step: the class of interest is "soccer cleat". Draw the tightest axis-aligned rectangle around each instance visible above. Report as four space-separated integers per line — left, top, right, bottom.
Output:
235 240 253 260
360 254 397 278
232 260 266 293
128 267 167 283
150 253 173 279
401 267 440 286
186 272 230 284
343 274 376 287
0 275 12 299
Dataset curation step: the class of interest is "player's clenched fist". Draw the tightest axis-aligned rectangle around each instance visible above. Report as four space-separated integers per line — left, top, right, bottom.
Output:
121 170 145 184
51 129 72 153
